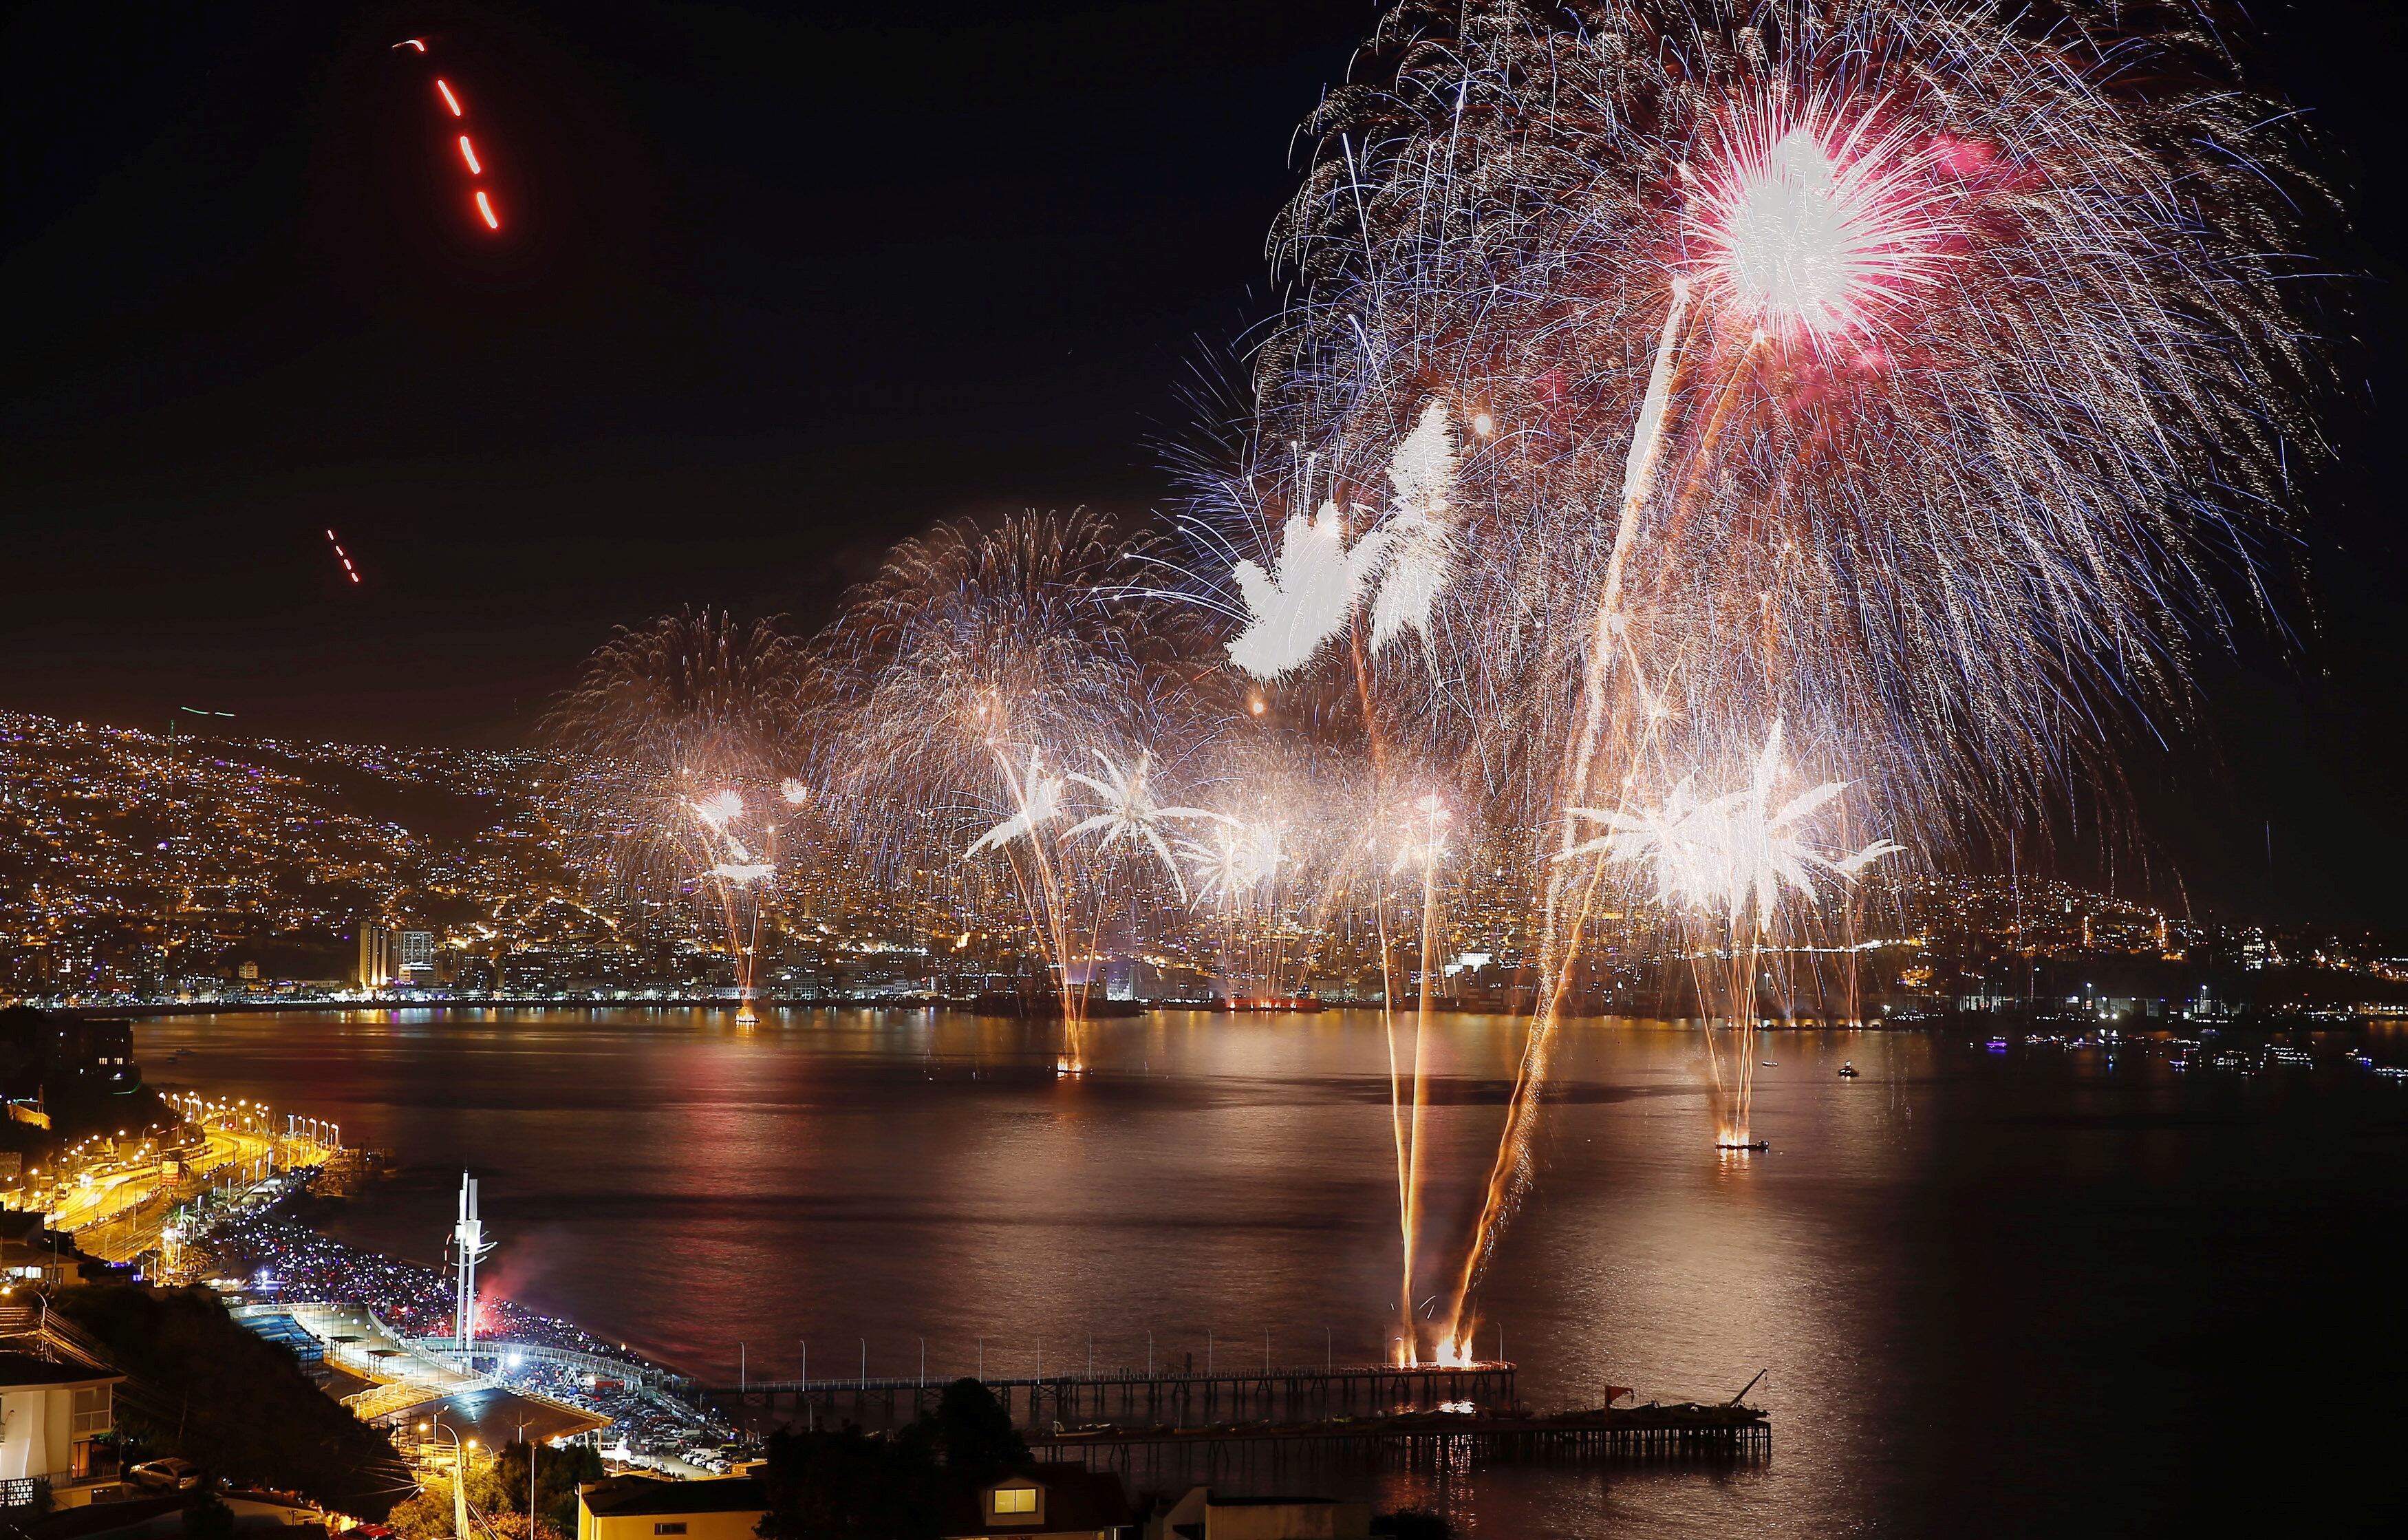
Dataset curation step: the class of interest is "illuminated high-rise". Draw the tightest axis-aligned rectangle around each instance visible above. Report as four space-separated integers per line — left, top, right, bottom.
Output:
397 929 437 985
357 922 394 988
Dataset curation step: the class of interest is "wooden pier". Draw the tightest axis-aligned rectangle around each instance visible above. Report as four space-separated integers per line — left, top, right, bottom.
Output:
709 1360 1516 1432
1029 1401 1771 1480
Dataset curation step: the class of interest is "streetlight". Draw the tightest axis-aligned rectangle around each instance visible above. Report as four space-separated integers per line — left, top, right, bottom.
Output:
426 1417 478 1540
517 1422 535 1537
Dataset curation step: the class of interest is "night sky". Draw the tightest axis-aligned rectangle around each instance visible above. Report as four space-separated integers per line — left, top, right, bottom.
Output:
3 1 2405 926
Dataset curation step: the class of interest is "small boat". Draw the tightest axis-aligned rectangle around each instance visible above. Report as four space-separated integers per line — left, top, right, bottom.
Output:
1837 1062 1860 1078
1760 1060 1777 1067
1717 1139 1770 1153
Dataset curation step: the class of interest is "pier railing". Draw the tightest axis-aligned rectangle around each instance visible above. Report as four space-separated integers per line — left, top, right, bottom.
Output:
1027 1400 1772 1478
710 1360 1517 1431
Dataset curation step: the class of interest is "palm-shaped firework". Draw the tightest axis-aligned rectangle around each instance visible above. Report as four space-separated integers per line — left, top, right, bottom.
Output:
1063 750 1226 901
1179 820 1282 910
1564 723 1901 934
965 749 1067 859
1563 721 1901 1155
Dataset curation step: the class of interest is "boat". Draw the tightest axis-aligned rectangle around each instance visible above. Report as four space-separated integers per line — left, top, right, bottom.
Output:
1759 1060 1777 1067
1717 1140 1771 1153
1837 1062 1860 1078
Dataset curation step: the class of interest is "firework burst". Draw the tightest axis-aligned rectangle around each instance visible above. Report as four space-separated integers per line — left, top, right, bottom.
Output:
1198 0 2325 1358
545 608 813 1019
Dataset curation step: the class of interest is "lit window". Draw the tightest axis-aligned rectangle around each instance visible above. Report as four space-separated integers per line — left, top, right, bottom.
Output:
72 1383 111 1436
991 1488 1038 1515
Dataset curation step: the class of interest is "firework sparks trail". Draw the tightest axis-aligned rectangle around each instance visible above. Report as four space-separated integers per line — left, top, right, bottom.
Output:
396 37 502 233
1390 793 1452 1361
1198 0 2324 1359
809 510 1227 1073
1564 721 1901 1141
543 609 813 1025
967 742 1092 1069
539 0 2325 1379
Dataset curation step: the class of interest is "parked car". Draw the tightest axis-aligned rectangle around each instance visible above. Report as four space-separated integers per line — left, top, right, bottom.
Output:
129 1457 204 1491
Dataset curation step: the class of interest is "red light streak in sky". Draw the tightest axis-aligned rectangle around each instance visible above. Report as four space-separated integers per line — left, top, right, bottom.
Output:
324 530 361 585
405 47 500 233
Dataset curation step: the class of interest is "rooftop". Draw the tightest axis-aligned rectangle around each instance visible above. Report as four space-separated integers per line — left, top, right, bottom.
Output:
942 1464 1132 1537
578 1476 767 1519
0 1348 121 1389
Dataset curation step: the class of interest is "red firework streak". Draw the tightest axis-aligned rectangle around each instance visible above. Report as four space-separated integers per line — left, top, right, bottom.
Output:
325 530 362 584
393 38 500 231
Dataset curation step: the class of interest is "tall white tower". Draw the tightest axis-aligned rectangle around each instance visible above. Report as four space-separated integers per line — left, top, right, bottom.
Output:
449 1172 495 1356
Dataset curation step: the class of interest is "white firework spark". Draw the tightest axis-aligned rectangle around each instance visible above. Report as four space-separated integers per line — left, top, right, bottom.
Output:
691 789 744 835
1064 749 1226 900
1565 723 1902 932
965 749 1066 858
1228 503 1379 679
1366 401 1457 655
1693 102 1948 344
1180 819 1283 909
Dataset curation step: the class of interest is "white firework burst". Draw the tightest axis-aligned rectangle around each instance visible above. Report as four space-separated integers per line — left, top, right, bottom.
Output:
1564 723 1902 933
965 749 1066 858
1366 400 1456 656
1064 749 1225 900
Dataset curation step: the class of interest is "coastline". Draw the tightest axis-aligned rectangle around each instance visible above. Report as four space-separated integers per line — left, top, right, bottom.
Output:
191 1172 739 1470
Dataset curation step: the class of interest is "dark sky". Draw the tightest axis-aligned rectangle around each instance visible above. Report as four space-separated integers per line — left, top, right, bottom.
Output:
2 1 2405 927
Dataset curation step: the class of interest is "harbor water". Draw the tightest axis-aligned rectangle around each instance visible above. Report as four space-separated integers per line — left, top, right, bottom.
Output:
139 1008 2408 1537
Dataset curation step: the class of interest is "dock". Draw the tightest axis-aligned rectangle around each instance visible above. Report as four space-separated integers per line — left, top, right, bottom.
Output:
1029 1400 1771 1479
711 1360 1517 1431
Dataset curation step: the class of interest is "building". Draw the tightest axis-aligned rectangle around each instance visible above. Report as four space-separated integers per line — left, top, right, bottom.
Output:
357 923 394 989
944 1465 1135 1539
0 1350 123 1510
396 930 438 986
577 1475 766 1540
2 1487 337 1539
0 1212 87 1285
1144 1489 1369 1540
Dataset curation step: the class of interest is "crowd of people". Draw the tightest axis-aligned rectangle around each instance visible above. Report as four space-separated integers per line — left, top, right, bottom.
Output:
193 1195 737 1462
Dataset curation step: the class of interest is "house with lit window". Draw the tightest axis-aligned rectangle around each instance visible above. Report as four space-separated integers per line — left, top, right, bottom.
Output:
0 1214 83 1287
576 1475 766 1540
940 1463 1135 1539
0 1350 123 1511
